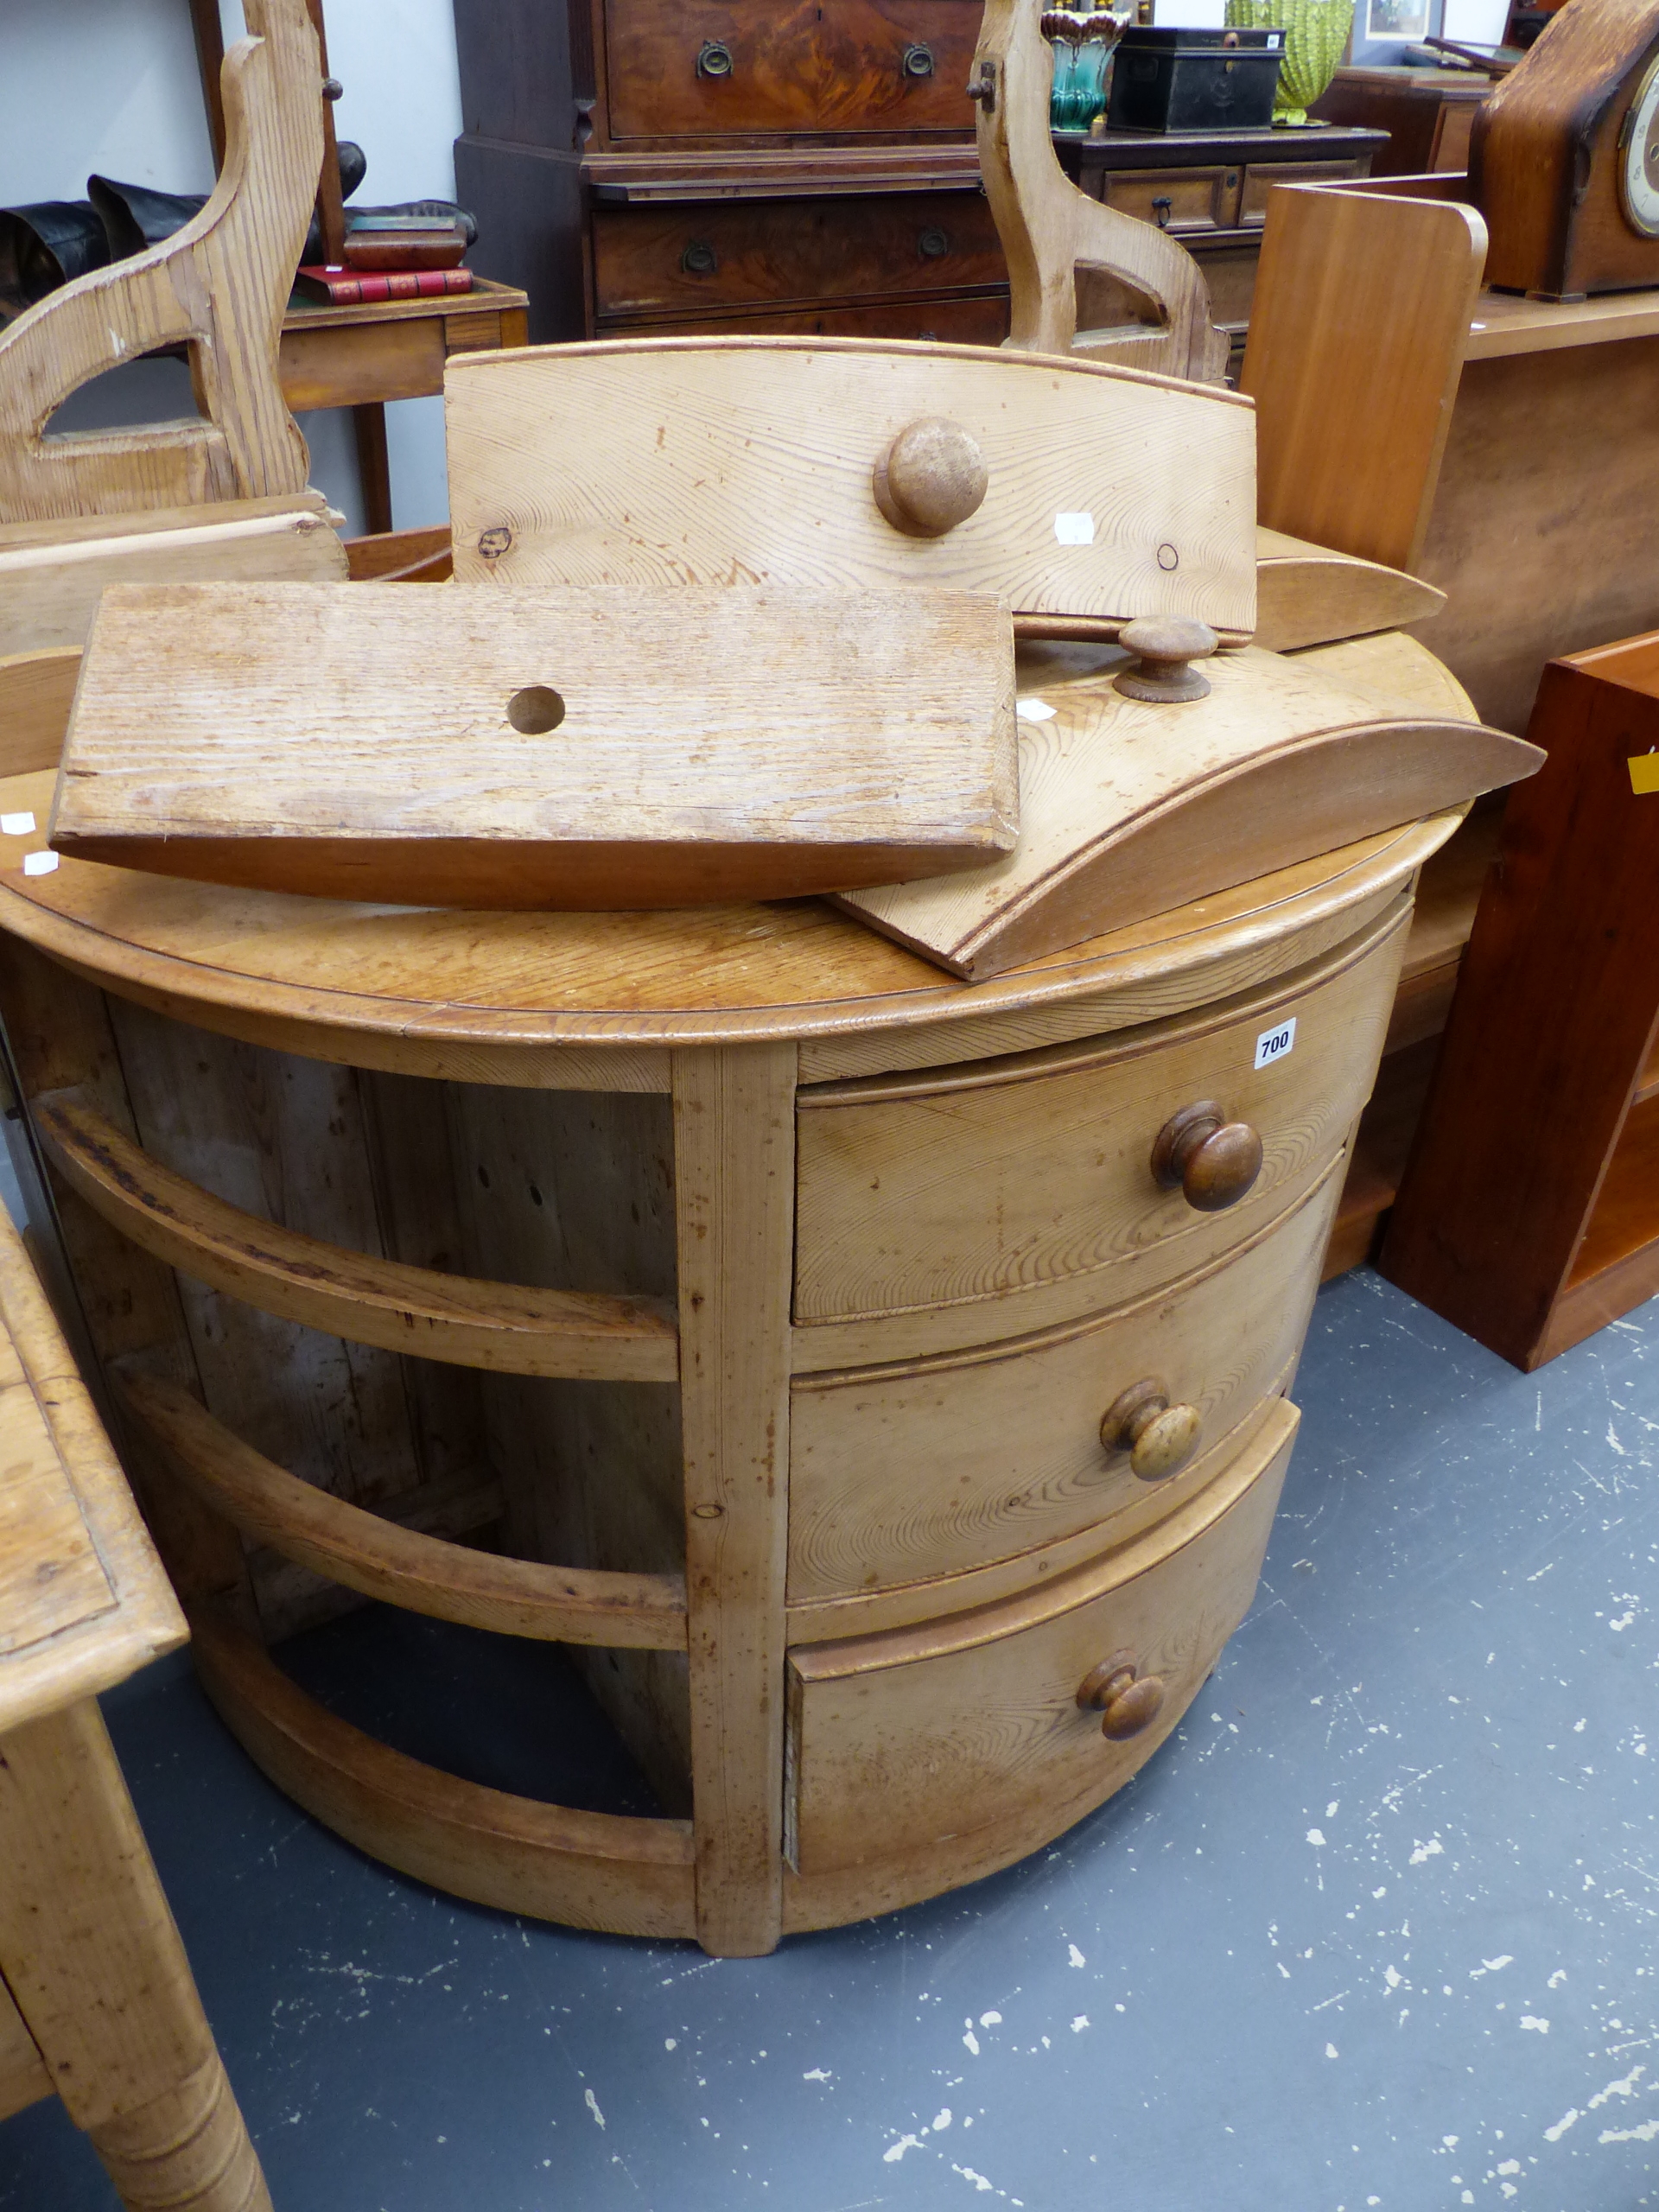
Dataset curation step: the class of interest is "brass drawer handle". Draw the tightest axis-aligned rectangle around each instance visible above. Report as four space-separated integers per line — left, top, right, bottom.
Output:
903 41 936 77
1078 1650 1166 1740
873 416 988 537
680 238 719 276
1150 1099 1262 1211
918 225 950 258
1100 1379 1202 1483
696 38 734 78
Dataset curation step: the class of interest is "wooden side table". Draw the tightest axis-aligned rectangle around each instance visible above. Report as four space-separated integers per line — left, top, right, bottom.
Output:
278 279 531 534
0 1204 271 2210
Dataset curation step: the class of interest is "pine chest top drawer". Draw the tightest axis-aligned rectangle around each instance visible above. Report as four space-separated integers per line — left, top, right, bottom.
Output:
792 897 1408 1350
788 1154 1337 1618
785 1397 1294 1881
603 0 982 140
590 191 1003 317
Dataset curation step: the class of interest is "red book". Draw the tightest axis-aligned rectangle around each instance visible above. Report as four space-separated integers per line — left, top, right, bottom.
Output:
294 264 474 307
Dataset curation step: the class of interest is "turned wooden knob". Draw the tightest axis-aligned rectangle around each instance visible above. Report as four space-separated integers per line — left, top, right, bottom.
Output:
1099 1378 1203 1482
873 418 989 537
1113 615 1218 703
1150 1099 1262 1211
1077 1649 1166 1740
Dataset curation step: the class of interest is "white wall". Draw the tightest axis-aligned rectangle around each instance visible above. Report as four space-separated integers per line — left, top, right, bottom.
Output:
3 0 465 533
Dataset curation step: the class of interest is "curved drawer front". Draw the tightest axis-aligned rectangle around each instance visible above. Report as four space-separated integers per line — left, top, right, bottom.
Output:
793 899 1407 1335
785 1399 1294 1876
788 1157 1337 1605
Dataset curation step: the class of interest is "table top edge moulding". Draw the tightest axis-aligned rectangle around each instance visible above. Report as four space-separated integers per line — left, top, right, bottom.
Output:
0 778 1462 1072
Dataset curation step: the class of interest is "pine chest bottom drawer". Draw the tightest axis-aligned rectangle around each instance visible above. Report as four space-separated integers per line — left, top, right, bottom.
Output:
787 1152 1337 1614
785 1397 1294 1887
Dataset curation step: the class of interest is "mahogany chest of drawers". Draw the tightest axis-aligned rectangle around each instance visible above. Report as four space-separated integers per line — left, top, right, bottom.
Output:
450 0 1383 355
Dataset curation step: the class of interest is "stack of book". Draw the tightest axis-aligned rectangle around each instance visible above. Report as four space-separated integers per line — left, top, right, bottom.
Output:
294 213 472 307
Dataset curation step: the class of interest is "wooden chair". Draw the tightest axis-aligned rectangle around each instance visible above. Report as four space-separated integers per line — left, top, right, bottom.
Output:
970 0 1230 377
0 0 346 658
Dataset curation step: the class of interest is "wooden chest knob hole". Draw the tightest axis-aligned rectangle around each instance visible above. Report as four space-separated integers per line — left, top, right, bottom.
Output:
507 685 566 734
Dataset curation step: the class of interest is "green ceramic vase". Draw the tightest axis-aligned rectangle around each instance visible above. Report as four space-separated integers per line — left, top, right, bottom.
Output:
1224 0 1352 125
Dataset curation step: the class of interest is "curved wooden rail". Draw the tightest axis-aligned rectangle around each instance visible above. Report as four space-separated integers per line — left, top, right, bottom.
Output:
37 1097 679 1382
122 1372 689 1650
189 1604 696 1938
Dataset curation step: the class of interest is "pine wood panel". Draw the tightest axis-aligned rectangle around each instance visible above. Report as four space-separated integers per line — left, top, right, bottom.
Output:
35 1096 680 1382
445 339 1256 638
191 1605 698 1940
1252 528 1446 654
836 642 1532 979
121 1371 689 1649
0 1978 48 2123
101 999 429 1522
0 648 81 777
793 897 1409 1333
1242 182 1487 574
673 1043 797 1955
54 583 1020 908
788 1159 1335 1602
0 494 346 658
444 1084 693 1811
785 1397 1294 1876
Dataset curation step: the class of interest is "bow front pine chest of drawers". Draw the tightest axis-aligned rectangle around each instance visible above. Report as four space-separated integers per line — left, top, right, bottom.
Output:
0 696 1459 1954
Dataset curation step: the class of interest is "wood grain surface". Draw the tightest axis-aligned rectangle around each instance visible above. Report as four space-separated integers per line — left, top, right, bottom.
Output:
785 1396 1294 1876
0 493 346 658
788 1160 1334 1600
836 641 1535 978
1243 181 1487 574
444 338 1256 637
36 1094 680 1382
1252 526 1446 652
120 1370 689 1649
793 897 1409 1338
52 582 1019 906
0 753 1457 1070
674 1043 798 1956
191 1605 699 1939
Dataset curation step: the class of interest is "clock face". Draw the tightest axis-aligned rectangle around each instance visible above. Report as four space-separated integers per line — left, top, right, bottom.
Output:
1622 54 1659 238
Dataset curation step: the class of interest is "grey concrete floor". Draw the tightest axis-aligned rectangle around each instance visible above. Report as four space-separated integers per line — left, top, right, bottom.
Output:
2 1266 1656 2212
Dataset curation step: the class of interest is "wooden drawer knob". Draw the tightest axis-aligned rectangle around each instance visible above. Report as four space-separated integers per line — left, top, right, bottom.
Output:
1099 1378 1202 1482
1077 1650 1166 1740
874 418 989 537
1150 1099 1262 1211
1114 615 1218 703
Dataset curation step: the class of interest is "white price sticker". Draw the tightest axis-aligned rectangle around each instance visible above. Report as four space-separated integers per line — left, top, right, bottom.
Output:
1053 511 1096 546
1016 697 1057 721
1254 1017 1296 1071
0 812 35 836
22 851 58 877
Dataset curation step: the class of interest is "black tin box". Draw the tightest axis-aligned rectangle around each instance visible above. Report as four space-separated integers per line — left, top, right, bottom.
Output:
1105 26 1286 134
